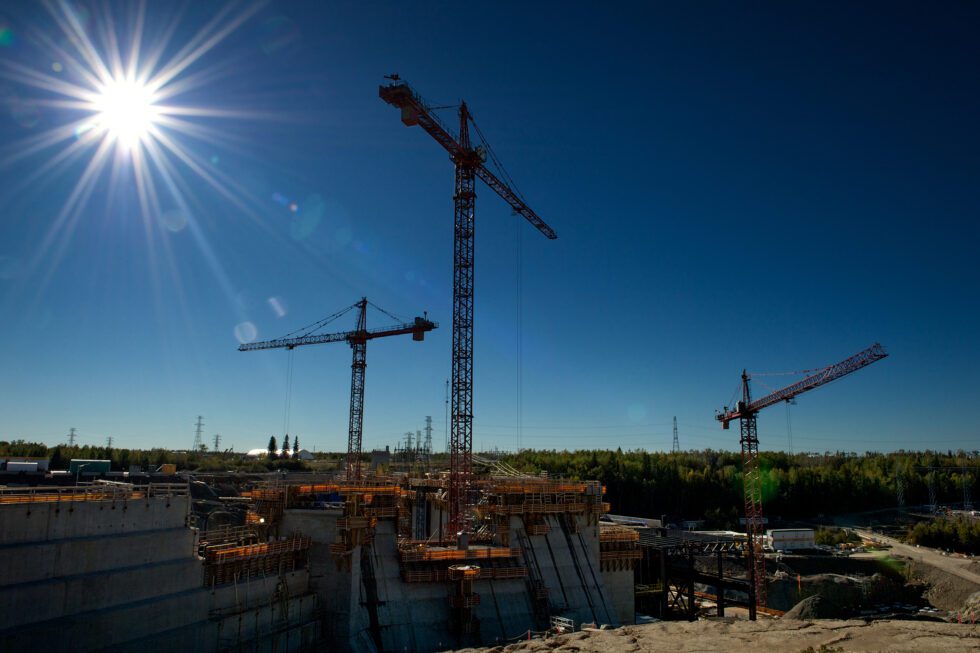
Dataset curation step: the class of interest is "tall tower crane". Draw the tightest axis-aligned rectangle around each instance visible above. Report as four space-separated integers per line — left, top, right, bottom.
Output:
716 343 888 616
380 76 557 533
239 298 437 480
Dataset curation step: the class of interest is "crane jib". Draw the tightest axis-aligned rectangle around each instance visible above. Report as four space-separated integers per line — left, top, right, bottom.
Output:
716 343 888 423
380 80 557 240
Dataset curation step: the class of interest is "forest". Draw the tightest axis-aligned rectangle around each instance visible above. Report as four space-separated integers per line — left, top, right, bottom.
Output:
500 448 978 526
905 517 980 555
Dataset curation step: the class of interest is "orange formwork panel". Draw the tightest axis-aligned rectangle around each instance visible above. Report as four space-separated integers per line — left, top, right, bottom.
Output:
599 526 640 543
399 547 521 563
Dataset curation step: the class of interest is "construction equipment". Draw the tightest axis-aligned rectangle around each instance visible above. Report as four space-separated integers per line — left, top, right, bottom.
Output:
380 76 557 534
239 298 436 480
716 343 888 616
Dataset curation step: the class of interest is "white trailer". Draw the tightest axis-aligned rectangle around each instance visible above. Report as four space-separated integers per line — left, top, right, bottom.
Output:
766 528 816 551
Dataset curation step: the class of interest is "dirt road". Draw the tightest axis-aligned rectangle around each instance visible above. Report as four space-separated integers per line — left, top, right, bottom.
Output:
851 528 980 587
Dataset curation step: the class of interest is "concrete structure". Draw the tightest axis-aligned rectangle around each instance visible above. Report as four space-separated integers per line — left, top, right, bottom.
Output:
0 482 319 652
0 474 629 653
277 478 635 652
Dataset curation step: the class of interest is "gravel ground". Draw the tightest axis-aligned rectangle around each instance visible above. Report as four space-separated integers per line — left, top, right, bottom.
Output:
451 618 980 653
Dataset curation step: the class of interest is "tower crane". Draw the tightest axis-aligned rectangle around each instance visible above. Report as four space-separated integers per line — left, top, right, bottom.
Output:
716 343 888 616
380 76 557 533
239 298 437 480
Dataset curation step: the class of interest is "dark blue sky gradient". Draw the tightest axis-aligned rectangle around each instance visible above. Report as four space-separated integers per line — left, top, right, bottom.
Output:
0 1 977 453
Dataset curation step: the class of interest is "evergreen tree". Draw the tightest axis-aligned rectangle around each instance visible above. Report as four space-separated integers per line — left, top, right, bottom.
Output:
283 434 290 456
292 437 300 459
268 436 278 459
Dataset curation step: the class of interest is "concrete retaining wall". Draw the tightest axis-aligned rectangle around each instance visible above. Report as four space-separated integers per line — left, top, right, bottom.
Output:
0 496 186 544
0 495 319 652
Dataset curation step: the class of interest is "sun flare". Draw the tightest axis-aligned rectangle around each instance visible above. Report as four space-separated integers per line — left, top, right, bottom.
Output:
91 77 158 149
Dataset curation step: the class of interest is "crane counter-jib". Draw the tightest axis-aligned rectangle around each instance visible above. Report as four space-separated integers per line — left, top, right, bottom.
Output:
237 318 437 352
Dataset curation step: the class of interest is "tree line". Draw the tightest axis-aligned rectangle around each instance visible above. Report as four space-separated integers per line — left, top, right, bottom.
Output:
502 448 978 526
3 439 976 527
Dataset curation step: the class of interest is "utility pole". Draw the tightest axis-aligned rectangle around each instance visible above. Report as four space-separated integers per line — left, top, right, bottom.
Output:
106 436 113 449
672 417 680 453
193 416 204 451
68 427 77 446
213 433 221 453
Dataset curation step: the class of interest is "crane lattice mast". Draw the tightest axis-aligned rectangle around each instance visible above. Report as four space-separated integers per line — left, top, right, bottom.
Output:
380 76 556 533
239 298 436 480
716 343 887 617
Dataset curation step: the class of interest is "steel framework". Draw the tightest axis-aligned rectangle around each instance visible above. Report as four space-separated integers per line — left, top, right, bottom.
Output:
380 77 557 533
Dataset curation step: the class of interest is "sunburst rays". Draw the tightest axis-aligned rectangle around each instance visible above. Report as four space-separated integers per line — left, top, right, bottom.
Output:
0 0 273 322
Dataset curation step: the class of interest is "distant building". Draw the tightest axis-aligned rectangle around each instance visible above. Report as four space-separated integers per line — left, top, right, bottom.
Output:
4 457 50 472
68 459 111 475
370 446 391 470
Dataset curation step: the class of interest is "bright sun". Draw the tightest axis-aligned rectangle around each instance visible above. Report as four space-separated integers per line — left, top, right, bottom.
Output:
92 77 158 149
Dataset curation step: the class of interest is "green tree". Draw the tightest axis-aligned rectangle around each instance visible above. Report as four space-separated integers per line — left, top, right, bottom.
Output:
283 434 290 456
268 436 278 459
292 437 300 459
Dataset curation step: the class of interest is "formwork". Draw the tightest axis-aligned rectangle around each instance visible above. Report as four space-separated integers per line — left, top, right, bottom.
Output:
202 535 312 586
599 524 643 572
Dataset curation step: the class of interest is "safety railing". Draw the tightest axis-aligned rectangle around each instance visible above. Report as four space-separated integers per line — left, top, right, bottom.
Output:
0 481 188 505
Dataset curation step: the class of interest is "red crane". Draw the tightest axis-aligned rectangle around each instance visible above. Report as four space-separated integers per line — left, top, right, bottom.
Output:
239 298 437 480
716 343 888 616
380 76 557 533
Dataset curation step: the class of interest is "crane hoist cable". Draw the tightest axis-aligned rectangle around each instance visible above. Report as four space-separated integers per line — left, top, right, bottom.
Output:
282 348 295 440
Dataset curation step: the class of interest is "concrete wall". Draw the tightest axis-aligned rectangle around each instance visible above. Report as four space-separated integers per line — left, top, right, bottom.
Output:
0 495 319 653
601 567 636 625
0 527 195 585
0 495 186 544
519 514 617 627
282 507 367 650
280 507 623 652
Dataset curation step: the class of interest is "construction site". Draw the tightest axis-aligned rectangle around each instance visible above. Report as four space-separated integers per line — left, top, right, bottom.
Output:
2 45 980 653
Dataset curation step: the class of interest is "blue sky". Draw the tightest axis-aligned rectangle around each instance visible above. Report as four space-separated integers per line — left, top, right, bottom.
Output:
0 1 977 454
